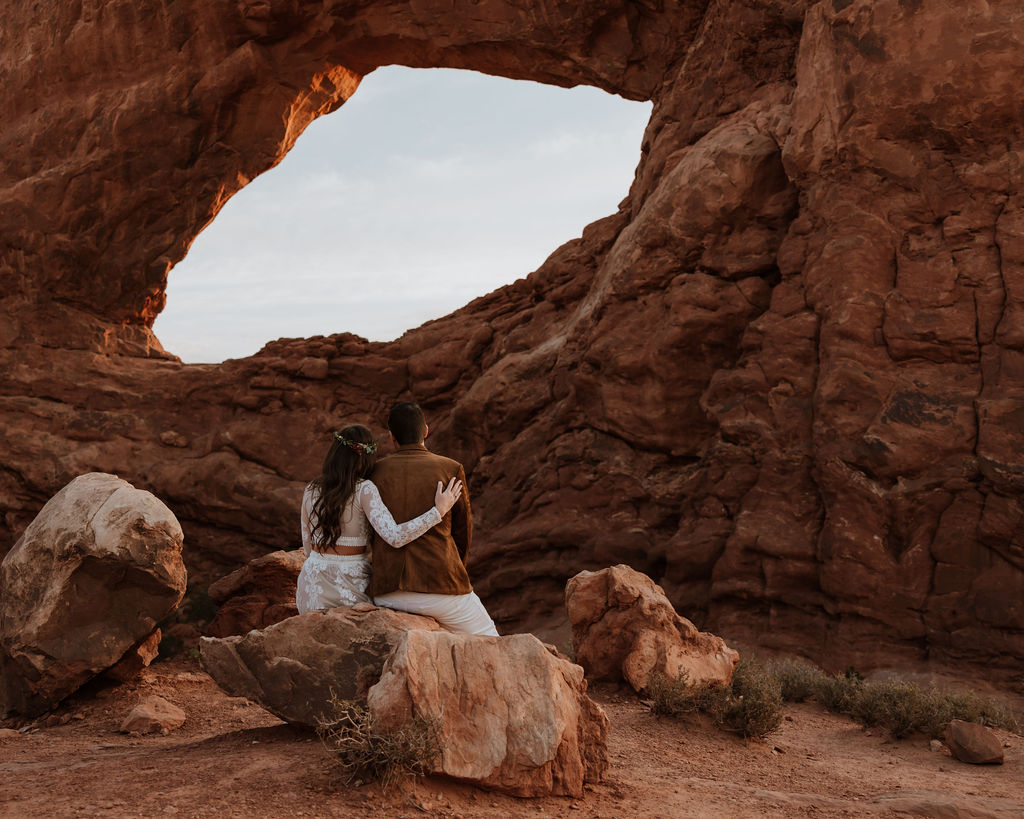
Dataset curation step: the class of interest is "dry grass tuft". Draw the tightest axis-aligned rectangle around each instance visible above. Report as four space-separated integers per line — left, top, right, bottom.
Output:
316 696 444 791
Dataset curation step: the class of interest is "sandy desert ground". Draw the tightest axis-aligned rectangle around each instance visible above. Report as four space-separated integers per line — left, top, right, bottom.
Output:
2 657 1022 819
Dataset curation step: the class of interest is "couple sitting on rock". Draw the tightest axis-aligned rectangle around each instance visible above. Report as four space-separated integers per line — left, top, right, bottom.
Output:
296 401 498 636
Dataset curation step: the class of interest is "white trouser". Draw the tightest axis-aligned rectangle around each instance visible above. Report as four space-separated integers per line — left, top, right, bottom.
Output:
373 590 498 636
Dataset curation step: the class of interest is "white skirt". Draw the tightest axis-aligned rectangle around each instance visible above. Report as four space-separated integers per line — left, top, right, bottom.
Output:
296 551 372 614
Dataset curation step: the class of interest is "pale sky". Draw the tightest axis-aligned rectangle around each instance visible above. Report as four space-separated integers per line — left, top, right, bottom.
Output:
153 67 651 363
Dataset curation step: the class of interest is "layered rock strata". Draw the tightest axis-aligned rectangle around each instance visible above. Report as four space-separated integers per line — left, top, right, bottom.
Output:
3 1 1024 674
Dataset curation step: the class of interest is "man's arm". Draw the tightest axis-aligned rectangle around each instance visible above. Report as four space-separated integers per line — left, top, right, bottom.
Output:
450 465 472 562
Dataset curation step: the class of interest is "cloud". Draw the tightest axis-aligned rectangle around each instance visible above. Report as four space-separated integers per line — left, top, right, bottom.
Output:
154 67 651 362
528 132 585 157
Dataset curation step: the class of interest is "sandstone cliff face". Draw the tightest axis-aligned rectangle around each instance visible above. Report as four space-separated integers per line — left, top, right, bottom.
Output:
2 1 1023 675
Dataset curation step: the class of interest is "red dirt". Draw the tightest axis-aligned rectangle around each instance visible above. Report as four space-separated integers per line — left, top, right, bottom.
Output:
2 658 1022 818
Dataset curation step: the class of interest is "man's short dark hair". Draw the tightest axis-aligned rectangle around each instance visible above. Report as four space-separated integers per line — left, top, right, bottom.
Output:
388 401 427 445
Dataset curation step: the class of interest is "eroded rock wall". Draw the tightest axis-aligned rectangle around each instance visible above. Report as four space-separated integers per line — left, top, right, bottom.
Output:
3 0 1023 675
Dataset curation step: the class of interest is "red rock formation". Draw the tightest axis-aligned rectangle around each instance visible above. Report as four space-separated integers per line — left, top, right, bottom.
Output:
565 565 739 693
369 631 609 797
3 1 1023 676
205 549 304 637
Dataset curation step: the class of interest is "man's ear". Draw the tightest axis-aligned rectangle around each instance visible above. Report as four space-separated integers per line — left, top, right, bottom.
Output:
423 422 430 440
390 432 398 448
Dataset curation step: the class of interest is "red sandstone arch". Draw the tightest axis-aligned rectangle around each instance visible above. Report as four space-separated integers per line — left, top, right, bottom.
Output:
2 0 1023 676
0 0 705 348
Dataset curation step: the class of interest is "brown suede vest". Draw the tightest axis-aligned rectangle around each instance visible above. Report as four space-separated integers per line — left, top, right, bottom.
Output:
369 444 473 597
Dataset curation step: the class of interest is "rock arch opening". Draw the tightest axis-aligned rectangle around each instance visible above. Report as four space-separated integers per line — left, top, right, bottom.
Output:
153 67 652 362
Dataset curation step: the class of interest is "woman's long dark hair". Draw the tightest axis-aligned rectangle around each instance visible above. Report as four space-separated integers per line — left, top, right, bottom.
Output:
308 424 378 548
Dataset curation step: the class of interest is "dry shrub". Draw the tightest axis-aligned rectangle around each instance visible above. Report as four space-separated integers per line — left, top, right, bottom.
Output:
722 661 784 739
649 671 727 718
848 680 1020 739
942 689 1020 734
812 671 864 715
650 660 1020 743
649 661 783 740
316 696 444 791
769 659 826 703
847 680 937 739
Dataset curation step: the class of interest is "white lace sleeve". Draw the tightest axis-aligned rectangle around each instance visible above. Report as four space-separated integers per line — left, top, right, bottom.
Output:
300 485 315 557
359 481 441 549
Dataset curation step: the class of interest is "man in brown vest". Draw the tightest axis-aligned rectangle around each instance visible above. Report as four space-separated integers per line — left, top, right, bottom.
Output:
370 401 498 636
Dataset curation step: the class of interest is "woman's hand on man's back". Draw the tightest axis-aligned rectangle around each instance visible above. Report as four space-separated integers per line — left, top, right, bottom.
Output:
435 477 462 516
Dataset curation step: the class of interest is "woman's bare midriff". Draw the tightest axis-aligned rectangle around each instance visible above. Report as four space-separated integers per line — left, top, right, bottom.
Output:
313 546 366 556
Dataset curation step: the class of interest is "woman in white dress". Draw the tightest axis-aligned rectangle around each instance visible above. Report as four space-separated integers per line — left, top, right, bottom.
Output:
296 424 462 614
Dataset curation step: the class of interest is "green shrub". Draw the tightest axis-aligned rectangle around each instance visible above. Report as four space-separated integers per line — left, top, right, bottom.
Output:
317 696 444 791
770 659 826 703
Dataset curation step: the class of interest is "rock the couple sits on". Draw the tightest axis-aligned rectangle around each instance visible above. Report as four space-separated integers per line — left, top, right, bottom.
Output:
296 401 497 637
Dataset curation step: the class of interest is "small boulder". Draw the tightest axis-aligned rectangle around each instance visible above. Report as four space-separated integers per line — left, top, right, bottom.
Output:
199 605 442 728
0 473 186 719
204 550 304 637
945 720 1004 765
565 564 738 693
368 631 608 797
120 695 186 734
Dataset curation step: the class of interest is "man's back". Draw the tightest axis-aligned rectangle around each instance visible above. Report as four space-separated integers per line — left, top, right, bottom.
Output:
369 443 472 597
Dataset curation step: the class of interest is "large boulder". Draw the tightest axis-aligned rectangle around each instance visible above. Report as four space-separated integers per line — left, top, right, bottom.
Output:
199 605 442 727
0 473 186 718
204 549 305 637
566 564 738 693
368 630 608 798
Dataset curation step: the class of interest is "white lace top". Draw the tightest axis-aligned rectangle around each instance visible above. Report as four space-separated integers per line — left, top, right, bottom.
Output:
300 479 441 556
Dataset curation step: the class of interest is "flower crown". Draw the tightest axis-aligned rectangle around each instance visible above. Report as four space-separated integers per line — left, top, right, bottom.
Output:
333 431 377 455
